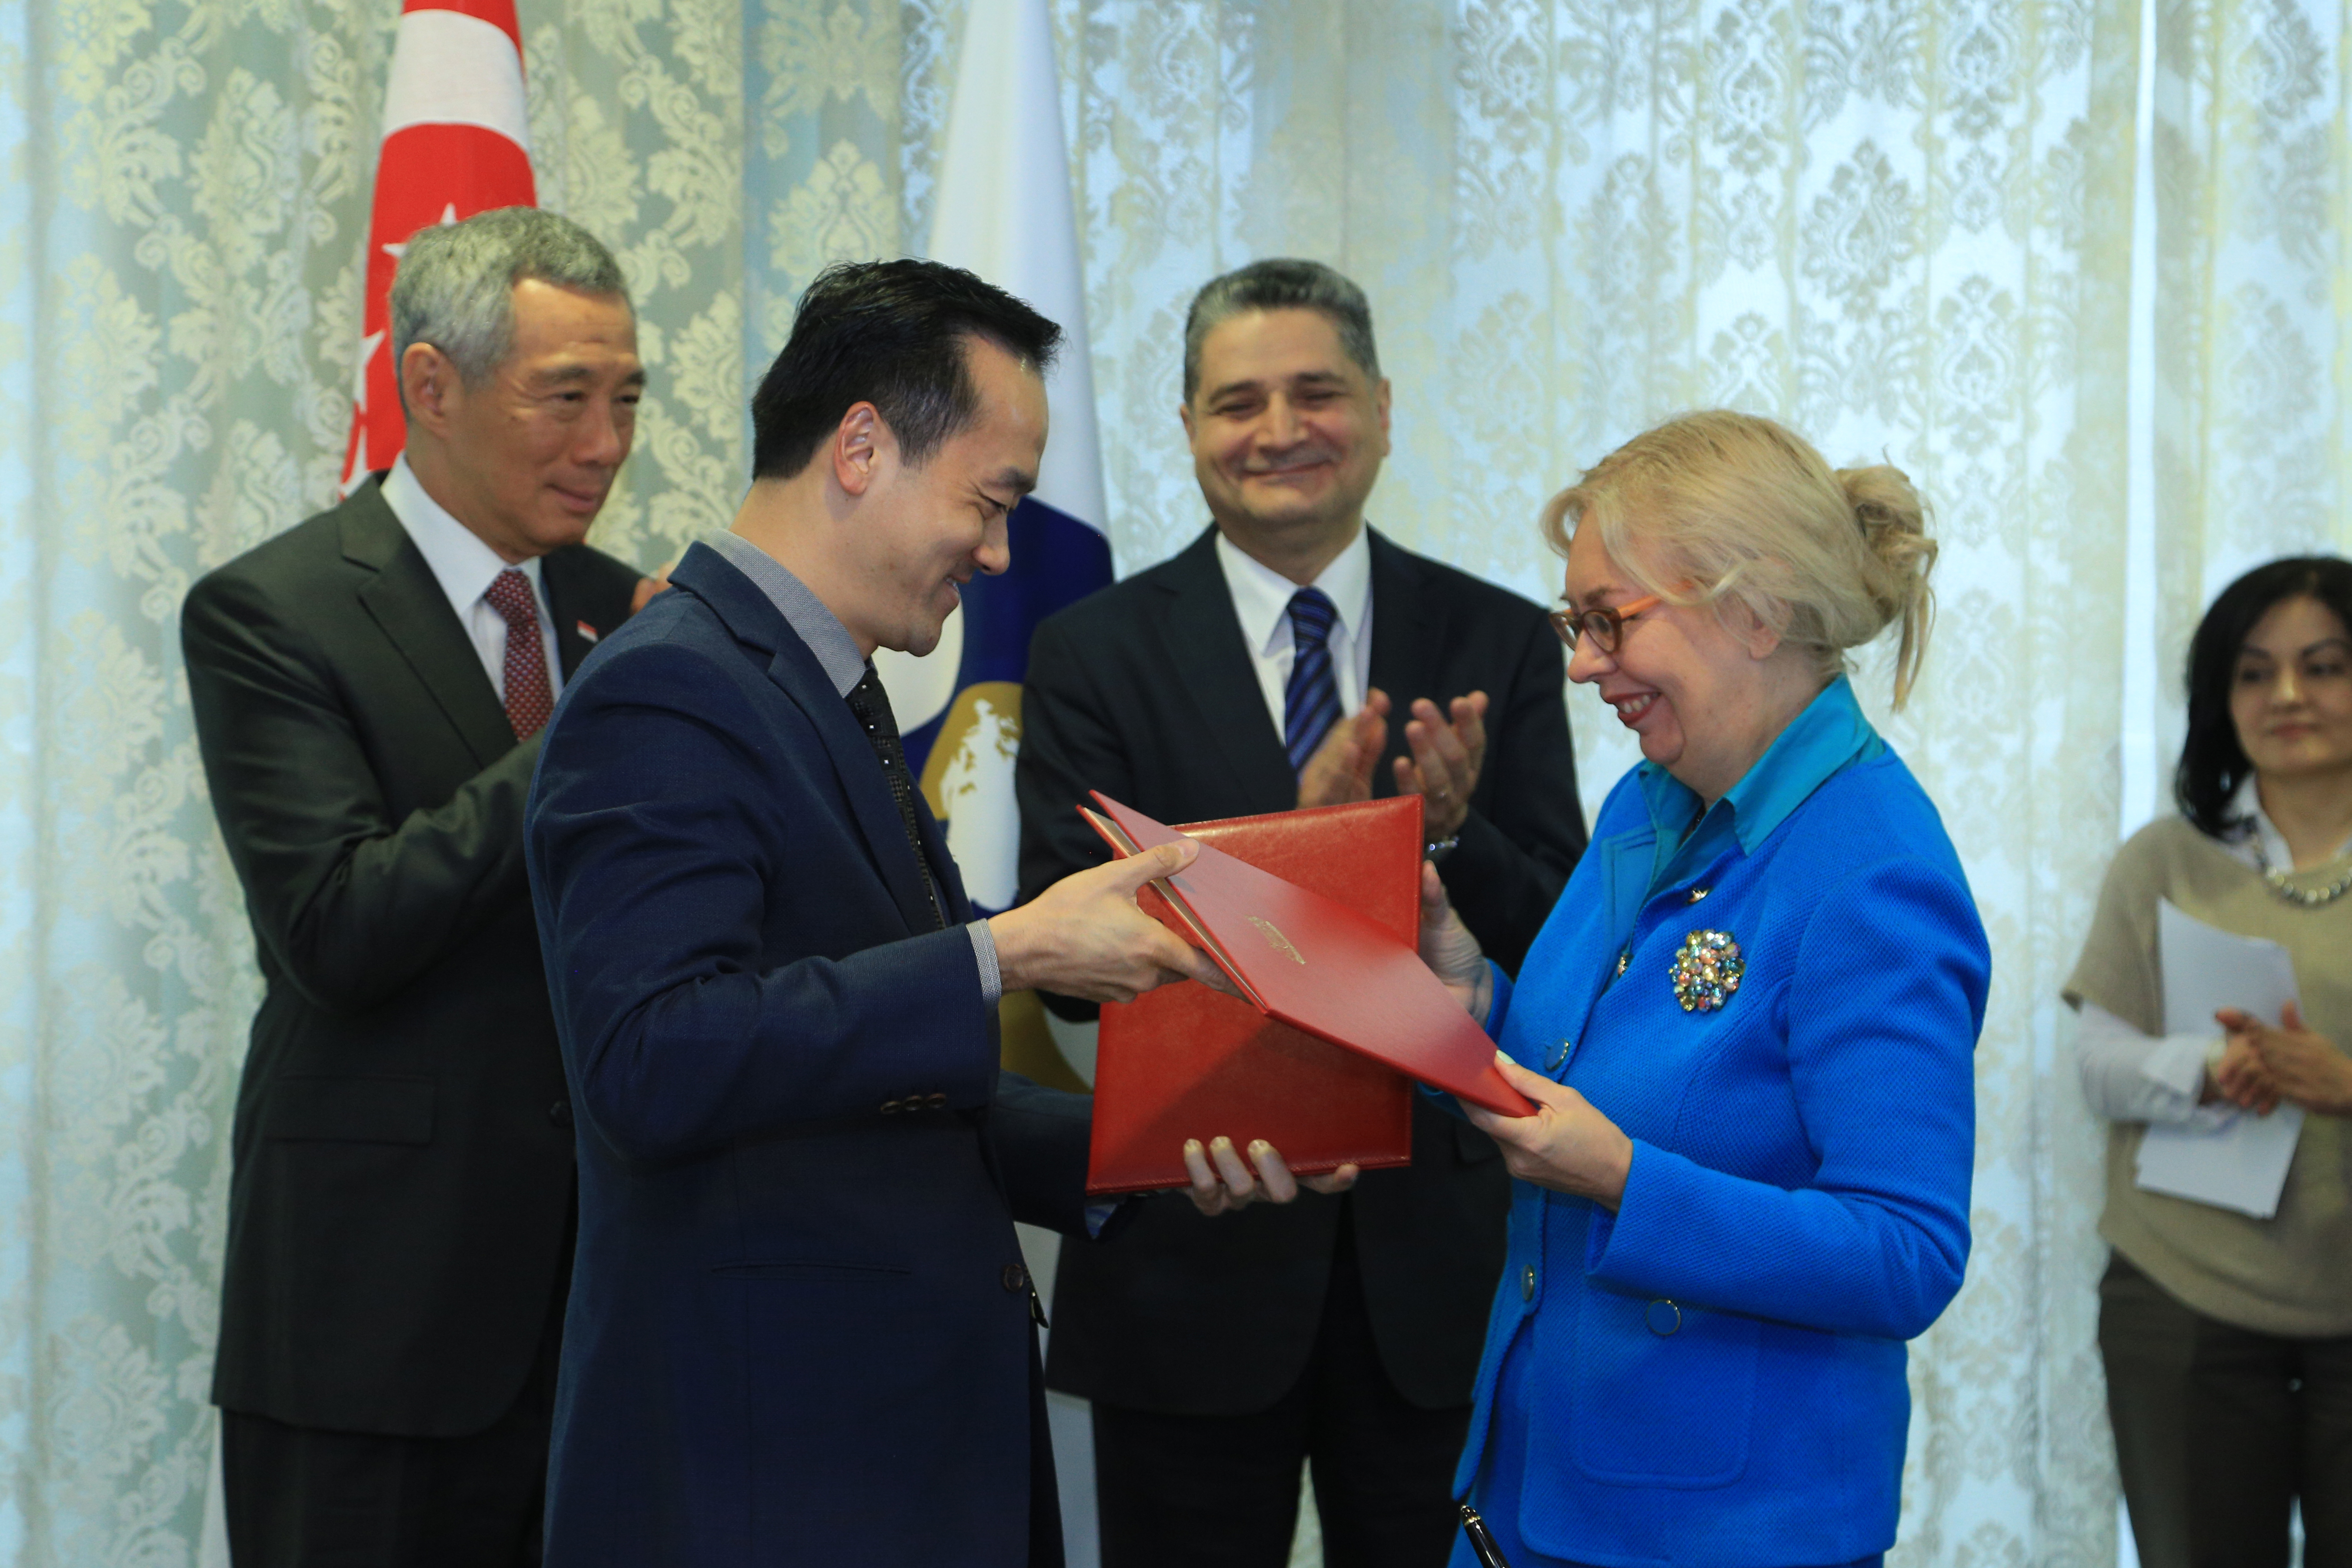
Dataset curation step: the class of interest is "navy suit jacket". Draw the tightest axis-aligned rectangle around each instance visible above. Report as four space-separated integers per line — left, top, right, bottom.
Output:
527 543 1095 1567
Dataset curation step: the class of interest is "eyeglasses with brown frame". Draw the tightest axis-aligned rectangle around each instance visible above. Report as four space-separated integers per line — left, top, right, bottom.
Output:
1548 594 1662 653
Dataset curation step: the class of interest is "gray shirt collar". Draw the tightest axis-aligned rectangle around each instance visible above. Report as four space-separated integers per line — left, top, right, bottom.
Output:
703 530 867 697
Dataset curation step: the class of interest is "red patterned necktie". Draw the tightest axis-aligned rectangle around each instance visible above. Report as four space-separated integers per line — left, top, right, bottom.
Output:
484 568 554 741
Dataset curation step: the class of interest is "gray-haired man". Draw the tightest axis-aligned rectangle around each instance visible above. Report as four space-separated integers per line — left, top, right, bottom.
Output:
184 207 650 1567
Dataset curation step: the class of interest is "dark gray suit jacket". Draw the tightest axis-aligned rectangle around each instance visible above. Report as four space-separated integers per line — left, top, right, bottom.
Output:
184 476 641 1436
1014 525 1585 1415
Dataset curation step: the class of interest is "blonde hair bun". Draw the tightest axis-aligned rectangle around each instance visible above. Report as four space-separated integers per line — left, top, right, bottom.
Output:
1838 463 1937 703
1540 411 1939 707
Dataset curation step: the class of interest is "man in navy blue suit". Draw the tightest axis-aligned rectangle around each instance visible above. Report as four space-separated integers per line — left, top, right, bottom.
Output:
524 260 1335 1567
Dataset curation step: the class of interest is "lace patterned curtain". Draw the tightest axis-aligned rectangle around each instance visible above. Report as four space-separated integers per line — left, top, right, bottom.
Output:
2149 0 2352 769
2 2 2345 1563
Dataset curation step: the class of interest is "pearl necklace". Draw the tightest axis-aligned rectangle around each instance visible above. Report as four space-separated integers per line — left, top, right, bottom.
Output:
2253 843 2352 907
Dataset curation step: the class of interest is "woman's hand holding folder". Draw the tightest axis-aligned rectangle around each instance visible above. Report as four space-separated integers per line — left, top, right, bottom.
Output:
1418 861 1494 1021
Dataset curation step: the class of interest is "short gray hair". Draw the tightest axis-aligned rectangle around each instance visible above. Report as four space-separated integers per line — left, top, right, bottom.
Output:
1181 258 1380 402
390 207 629 405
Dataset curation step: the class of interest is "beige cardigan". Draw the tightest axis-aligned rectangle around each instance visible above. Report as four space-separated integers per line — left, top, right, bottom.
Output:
2066 817 2352 1336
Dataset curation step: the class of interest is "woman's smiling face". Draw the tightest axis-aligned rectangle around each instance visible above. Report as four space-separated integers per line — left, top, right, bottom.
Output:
1562 518 1788 805
2230 593 2352 789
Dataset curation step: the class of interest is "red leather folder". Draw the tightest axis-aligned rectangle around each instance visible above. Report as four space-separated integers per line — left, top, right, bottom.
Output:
1082 793 1536 1195
1085 796 1423 1195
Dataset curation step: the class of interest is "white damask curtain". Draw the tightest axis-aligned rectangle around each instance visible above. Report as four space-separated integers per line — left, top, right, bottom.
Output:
2149 0 2352 767
2 2 2347 1564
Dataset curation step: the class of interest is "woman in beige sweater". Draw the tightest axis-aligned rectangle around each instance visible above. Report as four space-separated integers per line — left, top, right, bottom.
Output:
2067 555 2352 1568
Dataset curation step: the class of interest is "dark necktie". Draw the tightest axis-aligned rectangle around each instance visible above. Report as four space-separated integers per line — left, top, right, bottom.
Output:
845 663 945 930
1283 587 1343 776
485 568 555 741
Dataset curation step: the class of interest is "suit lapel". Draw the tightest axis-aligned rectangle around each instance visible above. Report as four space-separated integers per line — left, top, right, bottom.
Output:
342 484 516 768
1152 529 1296 803
1365 530 1438 790
669 546 945 936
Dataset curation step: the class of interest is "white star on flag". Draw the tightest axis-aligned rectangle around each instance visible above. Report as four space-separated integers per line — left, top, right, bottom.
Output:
352 332 384 406
381 204 460 265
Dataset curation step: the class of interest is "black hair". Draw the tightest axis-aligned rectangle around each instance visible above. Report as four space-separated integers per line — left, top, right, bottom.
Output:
1182 258 1378 403
2175 554 2352 838
751 258 1062 481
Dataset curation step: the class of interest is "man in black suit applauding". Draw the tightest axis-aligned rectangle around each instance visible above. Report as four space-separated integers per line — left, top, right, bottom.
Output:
183 207 648 1568
1015 259 1587 1568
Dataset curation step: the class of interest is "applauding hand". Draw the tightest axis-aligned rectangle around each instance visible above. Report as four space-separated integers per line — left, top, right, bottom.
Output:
1297 690 1390 809
1396 692 1487 839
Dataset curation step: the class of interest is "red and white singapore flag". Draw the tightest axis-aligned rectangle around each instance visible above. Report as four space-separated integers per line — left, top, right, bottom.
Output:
341 0 537 490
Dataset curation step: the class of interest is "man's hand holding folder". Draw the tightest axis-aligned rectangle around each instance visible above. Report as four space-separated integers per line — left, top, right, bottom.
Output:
1077 793 1539 1196
989 839 1231 1004
1180 1133 1358 1216
1084 793 1533 1116
987 839 1341 1214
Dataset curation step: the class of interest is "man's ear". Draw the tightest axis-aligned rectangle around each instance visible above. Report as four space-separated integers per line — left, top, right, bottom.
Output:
1374 377 1393 453
400 343 457 438
1178 400 1196 443
831 402 885 497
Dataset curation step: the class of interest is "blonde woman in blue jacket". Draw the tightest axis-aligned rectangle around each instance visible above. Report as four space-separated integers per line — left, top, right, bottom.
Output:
1422 412 1989 1568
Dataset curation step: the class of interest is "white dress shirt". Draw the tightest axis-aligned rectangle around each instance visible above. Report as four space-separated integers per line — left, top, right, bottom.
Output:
1214 525 1374 749
2074 775 2352 1125
380 456 564 704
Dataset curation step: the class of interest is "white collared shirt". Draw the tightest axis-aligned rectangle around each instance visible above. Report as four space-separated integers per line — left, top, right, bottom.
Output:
1214 525 1374 748
2217 772 2352 873
380 456 564 703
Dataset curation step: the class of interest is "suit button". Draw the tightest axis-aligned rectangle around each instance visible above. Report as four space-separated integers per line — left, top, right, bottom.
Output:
549 1099 572 1128
1002 1263 1029 1293
1521 1265 1535 1301
879 1099 901 1116
926 1092 947 1108
1646 1299 1683 1336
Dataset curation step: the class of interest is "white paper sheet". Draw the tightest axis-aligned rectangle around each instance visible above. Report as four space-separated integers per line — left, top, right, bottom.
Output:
2133 901 2304 1218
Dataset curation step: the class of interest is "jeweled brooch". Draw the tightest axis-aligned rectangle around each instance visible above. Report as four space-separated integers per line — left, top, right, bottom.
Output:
1670 929 1744 1013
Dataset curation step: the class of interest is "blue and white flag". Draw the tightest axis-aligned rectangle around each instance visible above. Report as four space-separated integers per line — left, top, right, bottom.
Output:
875 0 1112 916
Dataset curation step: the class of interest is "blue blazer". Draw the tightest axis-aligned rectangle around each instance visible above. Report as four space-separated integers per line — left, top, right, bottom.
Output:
526 545 1096 1567
1460 739 1988 1566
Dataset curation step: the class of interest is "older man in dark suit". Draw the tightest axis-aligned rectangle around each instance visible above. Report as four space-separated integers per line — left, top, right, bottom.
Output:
183 207 647 1568
1015 259 1587 1568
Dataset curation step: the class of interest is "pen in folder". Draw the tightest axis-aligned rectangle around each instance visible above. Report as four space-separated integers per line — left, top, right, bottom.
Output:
1458 1502 1514 1568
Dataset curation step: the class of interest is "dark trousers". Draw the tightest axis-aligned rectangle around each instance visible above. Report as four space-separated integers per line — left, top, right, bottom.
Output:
222 1281 566 1568
1092 1225 1470 1568
2099 1251 2352 1568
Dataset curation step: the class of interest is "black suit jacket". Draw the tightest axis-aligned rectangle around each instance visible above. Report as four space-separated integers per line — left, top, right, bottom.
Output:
183 477 641 1437
1015 525 1586 1415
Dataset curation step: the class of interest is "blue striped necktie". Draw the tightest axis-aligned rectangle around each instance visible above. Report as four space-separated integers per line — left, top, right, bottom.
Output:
1283 587 1343 776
